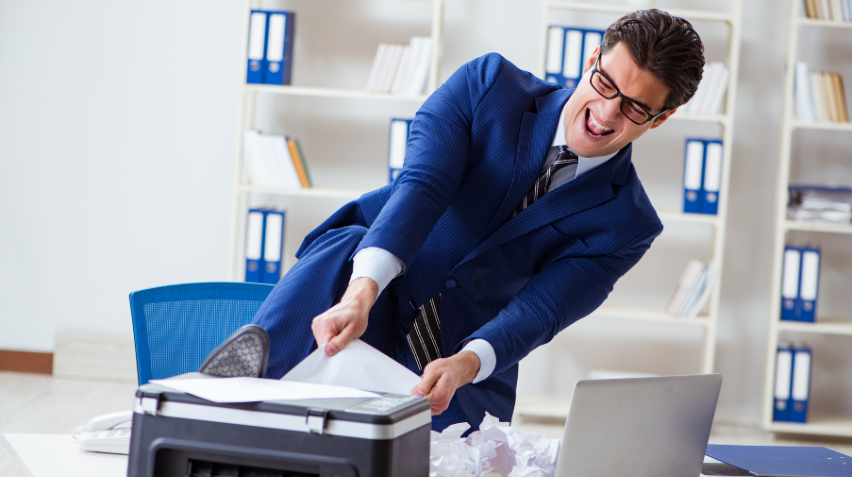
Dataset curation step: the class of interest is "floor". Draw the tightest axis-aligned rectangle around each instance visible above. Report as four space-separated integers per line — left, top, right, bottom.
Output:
2 371 851 477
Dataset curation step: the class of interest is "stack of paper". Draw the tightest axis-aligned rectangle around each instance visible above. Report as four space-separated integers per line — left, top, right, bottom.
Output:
795 62 849 123
683 62 729 115
788 185 852 223
243 130 311 189
365 37 432 96
666 259 714 318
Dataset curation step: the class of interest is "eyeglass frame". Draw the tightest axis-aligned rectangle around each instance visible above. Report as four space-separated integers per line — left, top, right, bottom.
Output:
588 52 670 126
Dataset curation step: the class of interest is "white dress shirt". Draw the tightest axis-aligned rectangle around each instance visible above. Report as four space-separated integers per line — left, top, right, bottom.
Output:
349 100 617 383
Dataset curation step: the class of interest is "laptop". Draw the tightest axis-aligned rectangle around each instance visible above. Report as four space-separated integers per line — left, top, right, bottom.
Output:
554 374 723 477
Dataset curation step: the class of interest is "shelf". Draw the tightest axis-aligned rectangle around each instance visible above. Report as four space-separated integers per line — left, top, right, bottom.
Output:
658 210 720 226
590 305 711 326
669 112 728 124
514 395 572 420
544 1 734 23
239 185 367 199
778 319 852 336
243 84 429 102
785 220 852 234
766 416 852 438
798 18 852 29
791 119 852 132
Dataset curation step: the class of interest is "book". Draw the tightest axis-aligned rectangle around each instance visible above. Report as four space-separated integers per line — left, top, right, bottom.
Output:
287 138 311 188
365 38 432 95
242 130 303 189
666 259 710 317
788 185 852 224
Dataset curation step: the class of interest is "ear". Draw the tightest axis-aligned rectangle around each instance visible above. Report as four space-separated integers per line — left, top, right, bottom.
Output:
649 108 676 129
582 46 601 75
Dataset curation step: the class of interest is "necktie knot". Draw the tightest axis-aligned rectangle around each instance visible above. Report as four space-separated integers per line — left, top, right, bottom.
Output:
513 146 578 216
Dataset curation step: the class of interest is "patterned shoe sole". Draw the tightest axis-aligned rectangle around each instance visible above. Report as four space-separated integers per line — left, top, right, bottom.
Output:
200 334 265 377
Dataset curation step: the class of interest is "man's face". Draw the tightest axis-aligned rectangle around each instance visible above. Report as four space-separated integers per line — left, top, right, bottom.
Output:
563 42 676 158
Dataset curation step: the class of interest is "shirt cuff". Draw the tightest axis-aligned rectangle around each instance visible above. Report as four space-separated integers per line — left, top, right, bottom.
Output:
350 247 405 297
460 339 496 384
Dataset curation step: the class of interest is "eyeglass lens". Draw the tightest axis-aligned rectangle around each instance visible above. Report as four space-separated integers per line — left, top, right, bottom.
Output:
590 71 651 124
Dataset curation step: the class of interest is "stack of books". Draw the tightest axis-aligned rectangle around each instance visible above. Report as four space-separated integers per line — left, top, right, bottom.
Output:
365 37 432 95
795 62 849 122
803 0 852 21
788 185 852 223
681 61 729 115
243 130 311 190
666 260 713 318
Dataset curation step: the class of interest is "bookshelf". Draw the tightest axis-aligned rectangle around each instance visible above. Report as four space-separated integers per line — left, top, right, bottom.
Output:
228 0 445 280
515 0 743 421
762 0 852 438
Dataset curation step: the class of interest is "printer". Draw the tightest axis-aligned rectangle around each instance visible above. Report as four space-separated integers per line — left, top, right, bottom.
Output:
127 373 431 477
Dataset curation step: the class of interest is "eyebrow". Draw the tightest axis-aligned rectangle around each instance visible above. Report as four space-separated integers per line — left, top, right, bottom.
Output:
597 58 655 113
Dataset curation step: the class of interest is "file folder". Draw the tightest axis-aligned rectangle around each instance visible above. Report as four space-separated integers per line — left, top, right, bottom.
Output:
388 118 412 182
261 210 285 284
545 26 604 88
773 345 793 422
706 444 852 477
780 246 801 322
683 139 705 214
246 11 268 84
245 209 266 282
701 140 723 215
798 248 820 323
264 11 295 85
545 26 564 84
789 346 812 423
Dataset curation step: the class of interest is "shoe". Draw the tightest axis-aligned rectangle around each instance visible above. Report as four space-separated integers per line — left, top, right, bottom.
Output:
198 324 270 378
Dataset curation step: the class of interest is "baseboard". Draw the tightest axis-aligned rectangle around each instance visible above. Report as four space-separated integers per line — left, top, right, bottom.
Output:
53 332 137 382
0 349 53 374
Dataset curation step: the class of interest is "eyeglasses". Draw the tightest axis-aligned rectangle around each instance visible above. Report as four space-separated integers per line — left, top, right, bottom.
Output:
589 52 669 126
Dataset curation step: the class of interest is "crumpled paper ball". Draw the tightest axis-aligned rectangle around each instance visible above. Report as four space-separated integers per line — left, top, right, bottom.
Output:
429 412 562 477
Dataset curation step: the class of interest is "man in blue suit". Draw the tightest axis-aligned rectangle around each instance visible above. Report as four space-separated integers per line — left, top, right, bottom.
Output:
201 9 705 432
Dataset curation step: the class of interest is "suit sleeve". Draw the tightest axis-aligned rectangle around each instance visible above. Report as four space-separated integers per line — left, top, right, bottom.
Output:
460 223 663 377
355 53 506 266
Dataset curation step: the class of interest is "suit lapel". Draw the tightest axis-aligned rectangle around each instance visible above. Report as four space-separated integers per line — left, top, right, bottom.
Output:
483 89 572 237
459 144 632 267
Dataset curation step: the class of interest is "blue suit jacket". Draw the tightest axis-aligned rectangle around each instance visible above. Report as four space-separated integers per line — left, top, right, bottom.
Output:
298 53 663 429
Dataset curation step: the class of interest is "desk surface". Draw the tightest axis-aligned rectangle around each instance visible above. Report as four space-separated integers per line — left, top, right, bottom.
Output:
2 434 127 477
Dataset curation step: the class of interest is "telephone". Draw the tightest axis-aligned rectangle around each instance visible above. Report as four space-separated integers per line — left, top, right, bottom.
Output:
72 410 133 454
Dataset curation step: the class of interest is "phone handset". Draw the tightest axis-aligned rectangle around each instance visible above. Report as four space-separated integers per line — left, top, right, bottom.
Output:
72 410 133 454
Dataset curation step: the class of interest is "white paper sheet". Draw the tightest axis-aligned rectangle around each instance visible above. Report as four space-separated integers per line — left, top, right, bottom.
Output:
282 339 422 395
149 376 379 403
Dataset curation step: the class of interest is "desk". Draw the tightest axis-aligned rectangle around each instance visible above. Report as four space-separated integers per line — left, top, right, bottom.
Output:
2 434 127 477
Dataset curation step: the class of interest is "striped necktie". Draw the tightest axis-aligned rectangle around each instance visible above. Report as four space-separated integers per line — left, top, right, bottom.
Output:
406 146 579 372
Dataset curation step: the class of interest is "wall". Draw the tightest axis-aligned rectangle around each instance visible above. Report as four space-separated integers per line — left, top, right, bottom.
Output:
1 0 849 424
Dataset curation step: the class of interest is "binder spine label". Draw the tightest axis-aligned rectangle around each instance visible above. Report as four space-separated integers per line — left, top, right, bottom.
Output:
780 247 801 321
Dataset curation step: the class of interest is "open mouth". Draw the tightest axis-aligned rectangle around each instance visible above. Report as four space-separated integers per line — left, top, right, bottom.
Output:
584 109 615 138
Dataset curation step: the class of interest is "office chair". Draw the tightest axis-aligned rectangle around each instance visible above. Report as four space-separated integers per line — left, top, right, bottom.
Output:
129 282 274 385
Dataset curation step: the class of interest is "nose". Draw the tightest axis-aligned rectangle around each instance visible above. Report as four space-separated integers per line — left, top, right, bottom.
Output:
598 95 622 122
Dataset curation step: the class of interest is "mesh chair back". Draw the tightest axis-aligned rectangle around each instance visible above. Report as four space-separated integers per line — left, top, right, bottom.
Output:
129 282 274 385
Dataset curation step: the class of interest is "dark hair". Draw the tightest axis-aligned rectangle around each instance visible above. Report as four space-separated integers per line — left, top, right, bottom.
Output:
600 9 705 110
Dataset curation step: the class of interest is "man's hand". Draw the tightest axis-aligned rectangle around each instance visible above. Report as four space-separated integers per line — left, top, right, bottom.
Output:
311 277 378 356
412 351 481 415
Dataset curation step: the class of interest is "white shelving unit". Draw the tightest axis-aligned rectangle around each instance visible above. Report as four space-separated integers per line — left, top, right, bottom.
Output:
761 0 852 438
228 0 445 280
516 0 743 421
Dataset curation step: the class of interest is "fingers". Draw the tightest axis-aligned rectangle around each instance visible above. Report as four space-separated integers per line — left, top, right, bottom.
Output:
326 319 361 356
413 360 454 416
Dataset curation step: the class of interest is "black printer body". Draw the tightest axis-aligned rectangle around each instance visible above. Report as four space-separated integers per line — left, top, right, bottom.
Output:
127 374 431 477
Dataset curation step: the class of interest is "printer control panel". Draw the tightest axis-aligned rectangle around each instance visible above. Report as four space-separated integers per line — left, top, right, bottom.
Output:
347 395 422 415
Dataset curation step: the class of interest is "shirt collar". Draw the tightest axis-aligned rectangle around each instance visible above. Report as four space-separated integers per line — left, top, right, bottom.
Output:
552 100 617 179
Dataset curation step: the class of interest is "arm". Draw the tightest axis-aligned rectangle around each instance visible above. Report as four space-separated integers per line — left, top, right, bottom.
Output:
313 54 507 355
465 225 663 376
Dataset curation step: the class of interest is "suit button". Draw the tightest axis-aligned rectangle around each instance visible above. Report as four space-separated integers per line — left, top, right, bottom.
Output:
445 279 457 289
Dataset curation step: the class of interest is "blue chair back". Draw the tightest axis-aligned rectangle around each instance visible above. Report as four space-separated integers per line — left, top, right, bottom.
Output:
129 282 274 385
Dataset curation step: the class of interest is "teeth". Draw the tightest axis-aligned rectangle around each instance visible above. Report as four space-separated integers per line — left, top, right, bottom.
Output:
589 112 612 131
